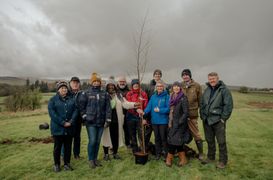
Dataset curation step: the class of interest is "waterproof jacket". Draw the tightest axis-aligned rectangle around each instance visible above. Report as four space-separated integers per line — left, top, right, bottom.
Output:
78 86 111 127
200 80 233 125
181 79 202 118
126 89 148 121
167 95 191 146
144 90 170 125
48 93 78 136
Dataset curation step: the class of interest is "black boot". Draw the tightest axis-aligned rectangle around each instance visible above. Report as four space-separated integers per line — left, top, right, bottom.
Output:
89 160 96 169
196 140 204 160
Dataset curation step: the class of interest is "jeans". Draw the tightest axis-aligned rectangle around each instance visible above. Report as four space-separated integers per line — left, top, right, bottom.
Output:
86 126 104 160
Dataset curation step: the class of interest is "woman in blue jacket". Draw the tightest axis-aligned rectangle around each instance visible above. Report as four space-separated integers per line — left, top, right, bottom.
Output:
141 80 170 160
48 81 78 172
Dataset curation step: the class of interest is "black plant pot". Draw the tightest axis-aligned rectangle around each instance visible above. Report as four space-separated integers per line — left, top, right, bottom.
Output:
134 152 149 165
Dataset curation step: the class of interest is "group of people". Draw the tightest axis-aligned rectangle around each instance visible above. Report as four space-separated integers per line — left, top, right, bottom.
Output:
48 69 233 172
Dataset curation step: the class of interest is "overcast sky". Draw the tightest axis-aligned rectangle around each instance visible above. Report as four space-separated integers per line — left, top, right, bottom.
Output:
0 0 273 87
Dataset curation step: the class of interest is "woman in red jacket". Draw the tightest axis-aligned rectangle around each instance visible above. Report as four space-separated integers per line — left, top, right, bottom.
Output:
126 79 148 154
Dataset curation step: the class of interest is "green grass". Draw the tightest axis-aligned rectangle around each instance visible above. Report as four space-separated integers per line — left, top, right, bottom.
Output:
0 92 273 179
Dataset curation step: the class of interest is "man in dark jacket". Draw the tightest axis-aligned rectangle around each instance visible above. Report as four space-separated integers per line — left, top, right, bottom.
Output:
116 76 131 148
48 81 78 172
78 73 111 169
69 76 82 159
200 72 233 169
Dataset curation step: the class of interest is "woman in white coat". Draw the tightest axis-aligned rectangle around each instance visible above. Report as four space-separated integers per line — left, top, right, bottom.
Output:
102 80 139 160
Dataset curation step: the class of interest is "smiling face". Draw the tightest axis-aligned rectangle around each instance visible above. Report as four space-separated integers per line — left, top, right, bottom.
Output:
58 86 68 97
182 73 191 83
92 80 101 87
118 80 126 89
153 72 162 81
172 85 181 94
70 80 80 92
156 83 164 94
208 74 219 88
107 84 116 94
132 83 139 90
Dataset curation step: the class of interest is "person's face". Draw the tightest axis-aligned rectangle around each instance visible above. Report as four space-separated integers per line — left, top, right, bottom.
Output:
172 85 181 94
153 73 161 81
118 80 127 89
107 84 116 94
133 83 139 90
156 84 164 94
208 75 219 88
70 80 80 91
92 80 101 87
182 74 191 82
58 86 68 97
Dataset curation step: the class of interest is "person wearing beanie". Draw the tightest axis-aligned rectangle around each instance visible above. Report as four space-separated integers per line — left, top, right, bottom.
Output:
181 68 204 160
116 75 131 148
125 79 148 154
165 81 191 167
78 73 111 169
200 72 233 169
101 79 137 161
48 81 78 172
139 80 170 160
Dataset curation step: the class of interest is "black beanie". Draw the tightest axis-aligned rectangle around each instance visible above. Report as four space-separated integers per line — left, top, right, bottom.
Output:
181 69 192 78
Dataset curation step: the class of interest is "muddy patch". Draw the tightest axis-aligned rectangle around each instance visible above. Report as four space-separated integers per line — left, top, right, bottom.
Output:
0 139 19 144
247 102 273 109
28 136 53 144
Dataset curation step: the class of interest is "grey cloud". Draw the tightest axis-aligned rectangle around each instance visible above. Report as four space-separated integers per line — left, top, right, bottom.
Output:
0 0 273 87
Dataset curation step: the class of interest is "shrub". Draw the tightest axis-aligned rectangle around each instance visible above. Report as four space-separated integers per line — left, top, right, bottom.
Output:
4 88 42 112
239 86 249 93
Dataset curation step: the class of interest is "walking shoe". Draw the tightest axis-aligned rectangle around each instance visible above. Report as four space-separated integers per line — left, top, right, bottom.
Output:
74 155 80 159
155 154 161 160
89 160 96 169
113 153 121 160
53 164 61 172
201 158 215 165
64 164 73 171
216 162 226 169
94 160 102 167
103 154 110 161
178 151 187 166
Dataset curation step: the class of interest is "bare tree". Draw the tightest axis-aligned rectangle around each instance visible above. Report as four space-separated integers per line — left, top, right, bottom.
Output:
132 11 152 154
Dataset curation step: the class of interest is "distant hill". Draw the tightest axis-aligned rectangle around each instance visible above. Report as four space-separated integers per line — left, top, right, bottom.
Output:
0 76 27 86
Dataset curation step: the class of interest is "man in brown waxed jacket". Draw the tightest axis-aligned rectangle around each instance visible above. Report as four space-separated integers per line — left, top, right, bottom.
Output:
181 69 204 160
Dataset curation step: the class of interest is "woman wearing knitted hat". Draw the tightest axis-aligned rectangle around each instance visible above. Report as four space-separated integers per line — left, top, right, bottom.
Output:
166 81 191 167
101 79 137 161
125 79 148 154
48 81 78 172
78 73 111 169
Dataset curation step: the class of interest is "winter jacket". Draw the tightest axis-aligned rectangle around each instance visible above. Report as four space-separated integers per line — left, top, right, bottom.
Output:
144 90 170 125
200 80 233 125
48 93 78 136
167 95 191 146
181 80 202 118
126 89 148 121
78 86 111 127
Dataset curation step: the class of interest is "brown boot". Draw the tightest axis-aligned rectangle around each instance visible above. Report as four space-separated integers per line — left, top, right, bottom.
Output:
165 153 174 167
178 151 187 166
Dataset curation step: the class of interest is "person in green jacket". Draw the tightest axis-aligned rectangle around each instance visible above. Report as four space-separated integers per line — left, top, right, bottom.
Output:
200 72 233 169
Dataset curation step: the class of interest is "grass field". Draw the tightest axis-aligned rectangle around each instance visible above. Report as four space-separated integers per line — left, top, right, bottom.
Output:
0 91 273 179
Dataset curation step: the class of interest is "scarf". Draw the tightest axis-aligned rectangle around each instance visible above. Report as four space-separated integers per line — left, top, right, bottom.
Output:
169 90 183 106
